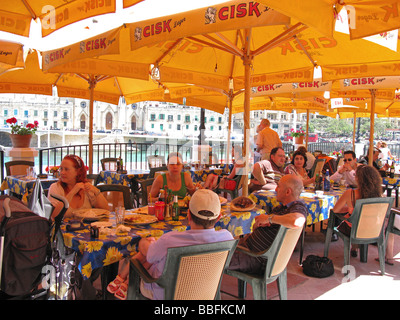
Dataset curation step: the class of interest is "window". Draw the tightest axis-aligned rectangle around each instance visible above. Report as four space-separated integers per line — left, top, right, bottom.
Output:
159 114 165 120
194 125 198 131
210 126 214 131
64 121 67 127
34 110 38 117
218 117 222 123
185 115 190 122
44 110 48 118
186 125 189 130
219 126 222 131
150 114 156 121
177 124 181 130
160 124 164 130
151 124 154 129
63 111 68 119
4 109 8 117
210 116 215 122
54 111 58 117
24 110 28 117
195 115 198 121
168 115 173 121
14 109 17 116
177 115 181 121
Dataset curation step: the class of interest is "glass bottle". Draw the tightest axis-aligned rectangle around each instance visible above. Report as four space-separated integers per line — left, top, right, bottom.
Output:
172 195 180 221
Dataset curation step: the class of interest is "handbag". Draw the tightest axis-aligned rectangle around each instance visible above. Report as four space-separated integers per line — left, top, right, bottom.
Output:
302 255 334 278
224 179 237 191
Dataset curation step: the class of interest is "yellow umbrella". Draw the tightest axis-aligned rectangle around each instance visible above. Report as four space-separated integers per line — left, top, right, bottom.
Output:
0 0 143 37
258 0 400 40
0 40 25 75
41 0 400 193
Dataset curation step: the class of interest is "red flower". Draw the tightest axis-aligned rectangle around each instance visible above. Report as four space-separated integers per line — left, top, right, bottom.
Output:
6 117 17 124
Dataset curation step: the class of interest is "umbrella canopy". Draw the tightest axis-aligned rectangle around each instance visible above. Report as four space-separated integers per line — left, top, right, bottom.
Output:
0 40 25 75
258 0 400 40
0 0 143 37
41 0 400 194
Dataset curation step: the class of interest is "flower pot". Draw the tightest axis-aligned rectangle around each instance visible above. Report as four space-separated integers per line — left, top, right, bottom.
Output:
294 136 304 144
10 134 32 148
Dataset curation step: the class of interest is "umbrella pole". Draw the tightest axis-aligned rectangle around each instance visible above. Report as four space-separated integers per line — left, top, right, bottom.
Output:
242 54 251 197
368 89 376 166
353 112 356 152
89 77 96 174
226 92 233 168
306 109 309 149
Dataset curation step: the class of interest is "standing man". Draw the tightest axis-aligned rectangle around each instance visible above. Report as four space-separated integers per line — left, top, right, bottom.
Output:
256 119 282 160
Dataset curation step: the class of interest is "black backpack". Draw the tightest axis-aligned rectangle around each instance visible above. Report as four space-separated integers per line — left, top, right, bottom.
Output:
0 196 51 296
302 255 334 278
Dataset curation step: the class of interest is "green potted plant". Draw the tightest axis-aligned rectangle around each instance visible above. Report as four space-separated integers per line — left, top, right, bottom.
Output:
290 128 305 144
6 117 39 148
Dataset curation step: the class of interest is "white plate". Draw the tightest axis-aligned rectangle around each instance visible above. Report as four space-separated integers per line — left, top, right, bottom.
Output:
90 221 112 228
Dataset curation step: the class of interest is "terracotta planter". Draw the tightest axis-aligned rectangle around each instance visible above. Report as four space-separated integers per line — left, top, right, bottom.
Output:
10 134 32 148
294 136 304 144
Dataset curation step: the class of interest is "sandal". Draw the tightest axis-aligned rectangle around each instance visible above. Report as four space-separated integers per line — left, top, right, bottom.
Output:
375 258 394 266
107 275 124 294
114 283 128 300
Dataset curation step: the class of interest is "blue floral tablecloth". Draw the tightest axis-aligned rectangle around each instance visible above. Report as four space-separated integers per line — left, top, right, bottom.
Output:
98 170 150 187
61 203 263 279
249 188 344 226
0 175 58 199
189 168 223 183
383 177 400 188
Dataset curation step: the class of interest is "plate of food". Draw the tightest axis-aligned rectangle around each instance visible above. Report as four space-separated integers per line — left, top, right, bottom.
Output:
129 207 148 215
124 214 157 226
73 208 110 222
230 196 256 212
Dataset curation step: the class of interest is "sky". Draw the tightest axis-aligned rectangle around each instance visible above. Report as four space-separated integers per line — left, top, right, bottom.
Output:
0 0 228 51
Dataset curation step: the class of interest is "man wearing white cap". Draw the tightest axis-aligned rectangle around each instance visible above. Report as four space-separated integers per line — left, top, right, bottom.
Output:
134 189 233 300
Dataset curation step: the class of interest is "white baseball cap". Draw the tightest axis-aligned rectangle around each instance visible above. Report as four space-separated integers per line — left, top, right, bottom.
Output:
189 189 221 220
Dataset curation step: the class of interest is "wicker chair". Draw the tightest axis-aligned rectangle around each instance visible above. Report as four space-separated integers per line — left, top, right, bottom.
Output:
127 239 238 300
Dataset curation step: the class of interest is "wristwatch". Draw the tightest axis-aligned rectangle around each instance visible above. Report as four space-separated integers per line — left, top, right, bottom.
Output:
268 214 275 225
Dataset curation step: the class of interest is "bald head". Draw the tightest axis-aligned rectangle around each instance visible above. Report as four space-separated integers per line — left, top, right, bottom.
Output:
280 174 303 199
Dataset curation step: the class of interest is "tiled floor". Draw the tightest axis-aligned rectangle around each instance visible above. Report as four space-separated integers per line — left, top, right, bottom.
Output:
220 223 400 300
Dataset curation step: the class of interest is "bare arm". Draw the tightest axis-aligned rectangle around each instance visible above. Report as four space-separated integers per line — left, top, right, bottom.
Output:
149 175 164 198
333 189 353 213
184 172 196 195
254 212 305 229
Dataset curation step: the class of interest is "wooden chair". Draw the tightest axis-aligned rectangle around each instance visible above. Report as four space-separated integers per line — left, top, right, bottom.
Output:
324 197 394 275
127 239 238 300
97 184 133 210
148 155 165 169
5 160 34 176
86 173 100 186
224 225 304 300
100 158 119 171
148 165 168 179
309 158 326 179
139 178 155 206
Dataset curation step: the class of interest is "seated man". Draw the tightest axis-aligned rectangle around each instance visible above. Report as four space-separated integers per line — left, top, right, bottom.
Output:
249 146 286 193
358 146 389 177
228 174 307 274
330 150 359 187
132 189 233 300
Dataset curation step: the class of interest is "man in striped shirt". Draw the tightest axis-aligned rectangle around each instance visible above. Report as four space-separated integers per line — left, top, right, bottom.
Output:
229 174 307 274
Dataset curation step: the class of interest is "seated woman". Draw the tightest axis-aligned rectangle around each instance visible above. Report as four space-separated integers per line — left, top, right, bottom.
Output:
284 150 315 186
48 154 109 218
202 145 244 190
332 165 383 258
149 152 196 199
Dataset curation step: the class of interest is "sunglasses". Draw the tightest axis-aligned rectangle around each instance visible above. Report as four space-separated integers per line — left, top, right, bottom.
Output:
343 158 353 162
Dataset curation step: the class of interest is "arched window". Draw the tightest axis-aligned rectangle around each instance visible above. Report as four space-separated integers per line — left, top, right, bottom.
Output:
80 114 86 129
131 116 137 130
106 112 113 130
